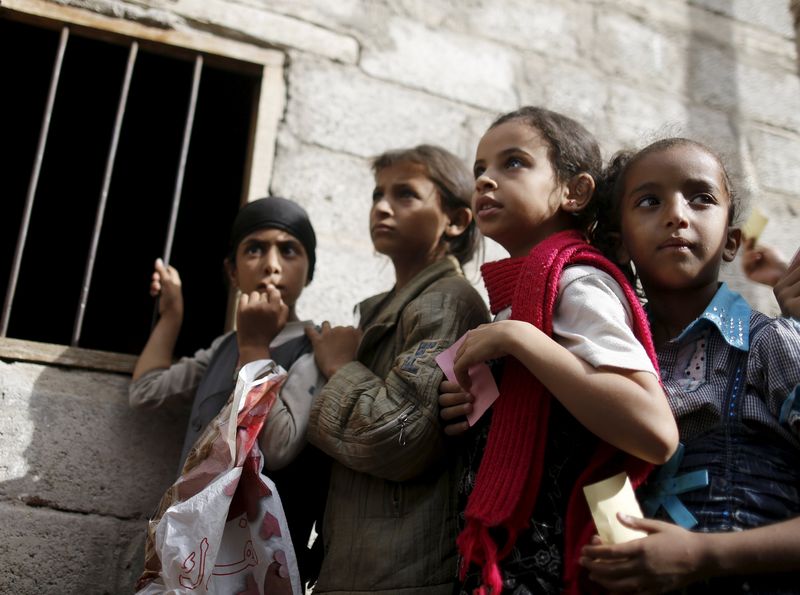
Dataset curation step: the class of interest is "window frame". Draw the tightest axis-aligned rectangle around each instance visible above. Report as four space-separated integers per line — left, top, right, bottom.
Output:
0 0 285 374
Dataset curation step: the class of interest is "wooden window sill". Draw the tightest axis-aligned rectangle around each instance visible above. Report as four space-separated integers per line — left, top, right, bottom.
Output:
0 337 136 375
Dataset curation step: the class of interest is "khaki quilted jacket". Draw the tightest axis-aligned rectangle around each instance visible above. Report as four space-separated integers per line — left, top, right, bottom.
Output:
308 256 489 594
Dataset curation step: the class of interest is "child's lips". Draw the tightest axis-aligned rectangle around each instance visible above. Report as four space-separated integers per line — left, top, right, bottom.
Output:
659 237 693 250
257 282 283 294
371 223 394 234
475 195 501 217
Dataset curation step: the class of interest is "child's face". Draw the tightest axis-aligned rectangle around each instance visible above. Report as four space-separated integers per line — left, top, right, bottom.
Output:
229 228 309 310
370 160 450 268
472 120 570 257
618 144 739 293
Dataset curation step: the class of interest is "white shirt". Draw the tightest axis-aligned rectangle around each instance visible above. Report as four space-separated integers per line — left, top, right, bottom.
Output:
496 265 657 376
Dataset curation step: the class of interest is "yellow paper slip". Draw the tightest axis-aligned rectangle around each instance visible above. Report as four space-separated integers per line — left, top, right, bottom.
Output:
741 206 768 243
583 472 647 544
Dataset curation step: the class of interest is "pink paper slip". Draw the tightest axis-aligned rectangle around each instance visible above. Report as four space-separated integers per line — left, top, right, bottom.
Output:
435 334 500 426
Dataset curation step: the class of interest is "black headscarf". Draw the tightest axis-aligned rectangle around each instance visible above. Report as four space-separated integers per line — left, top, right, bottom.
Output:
228 196 317 282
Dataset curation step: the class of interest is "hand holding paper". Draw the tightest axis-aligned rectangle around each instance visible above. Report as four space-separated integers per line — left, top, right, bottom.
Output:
436 334 499 427
583 472 647 544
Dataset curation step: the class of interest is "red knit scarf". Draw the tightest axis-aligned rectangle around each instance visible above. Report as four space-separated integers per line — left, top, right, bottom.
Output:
457 229 658 594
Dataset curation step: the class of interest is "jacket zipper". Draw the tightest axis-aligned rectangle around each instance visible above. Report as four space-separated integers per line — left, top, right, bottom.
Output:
397 412 410 446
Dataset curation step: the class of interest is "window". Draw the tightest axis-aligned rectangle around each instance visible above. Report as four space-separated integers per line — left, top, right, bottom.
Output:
0 1 284 372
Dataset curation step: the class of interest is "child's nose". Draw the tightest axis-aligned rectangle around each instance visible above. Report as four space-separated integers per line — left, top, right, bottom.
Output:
475 172 497 192
264 246 282 273
372 196 392 217
664 196 689 228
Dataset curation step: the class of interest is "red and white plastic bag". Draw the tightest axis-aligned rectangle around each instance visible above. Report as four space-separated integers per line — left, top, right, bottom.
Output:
136 361 301 595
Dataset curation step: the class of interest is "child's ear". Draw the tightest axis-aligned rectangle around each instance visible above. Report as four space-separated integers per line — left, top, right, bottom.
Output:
444 206 473 238
563 173 595 213
723 226 742 262
224 258 238 289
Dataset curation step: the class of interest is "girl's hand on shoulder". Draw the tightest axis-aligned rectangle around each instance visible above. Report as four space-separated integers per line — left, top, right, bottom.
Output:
237 285 289 364
580 514 708 594
774 248 800 318
152 258 184 321
306 321 362 379
438 379 472 436
453 320 532 390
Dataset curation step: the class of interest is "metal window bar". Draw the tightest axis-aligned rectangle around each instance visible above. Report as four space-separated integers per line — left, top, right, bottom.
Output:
163 54 203 266
71 41 139 346
3 31 206 346
1 26 70 337
150 54 203 329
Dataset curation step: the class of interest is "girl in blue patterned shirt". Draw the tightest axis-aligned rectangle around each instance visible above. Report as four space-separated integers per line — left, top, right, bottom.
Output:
582 138 800 594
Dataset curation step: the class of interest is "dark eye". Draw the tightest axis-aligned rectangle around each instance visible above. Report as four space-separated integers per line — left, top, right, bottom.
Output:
244 243 264 256
280 243 300 257
690 193 716 205
635 195 659 208
505 156 524 169
473 164 486 179
397 185 418 200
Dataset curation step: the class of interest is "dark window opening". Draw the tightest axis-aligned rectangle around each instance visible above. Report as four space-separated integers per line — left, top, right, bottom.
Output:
1 17 260 357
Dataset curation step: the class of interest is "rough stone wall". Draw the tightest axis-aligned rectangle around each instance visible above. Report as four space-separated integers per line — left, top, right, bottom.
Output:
262 0 800 321
33 0 800 322
2 1 799 593
793 0 800 68
0 360 187 592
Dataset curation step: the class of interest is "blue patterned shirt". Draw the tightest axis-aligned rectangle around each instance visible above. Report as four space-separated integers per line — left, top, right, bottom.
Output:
656 283 800 449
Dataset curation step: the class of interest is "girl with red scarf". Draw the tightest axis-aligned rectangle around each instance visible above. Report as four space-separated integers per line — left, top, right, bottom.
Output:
439 107 678 594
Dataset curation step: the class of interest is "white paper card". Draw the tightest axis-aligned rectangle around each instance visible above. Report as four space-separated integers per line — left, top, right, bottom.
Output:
583 472 647 544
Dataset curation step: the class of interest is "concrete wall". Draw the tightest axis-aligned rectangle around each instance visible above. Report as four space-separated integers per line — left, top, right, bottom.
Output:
0 359 187 592
793 0 800 69
265 0 800 321
31 0 800 322
2 1 800 593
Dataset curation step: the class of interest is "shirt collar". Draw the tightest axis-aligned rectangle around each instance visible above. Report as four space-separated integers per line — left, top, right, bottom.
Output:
672 283 751 350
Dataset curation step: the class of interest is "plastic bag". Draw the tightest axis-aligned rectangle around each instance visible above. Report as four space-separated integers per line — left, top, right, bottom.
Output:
136 360 301 594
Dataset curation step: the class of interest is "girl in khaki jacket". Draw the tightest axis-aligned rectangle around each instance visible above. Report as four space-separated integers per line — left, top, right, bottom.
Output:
306 145 489 594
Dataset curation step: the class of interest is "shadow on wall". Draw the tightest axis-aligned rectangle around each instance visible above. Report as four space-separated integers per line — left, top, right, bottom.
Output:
686 7 778 313
687 3 743 171
0 360 187 594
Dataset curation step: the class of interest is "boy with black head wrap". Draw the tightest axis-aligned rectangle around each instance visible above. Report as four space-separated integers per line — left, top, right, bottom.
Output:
130 196 328 586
